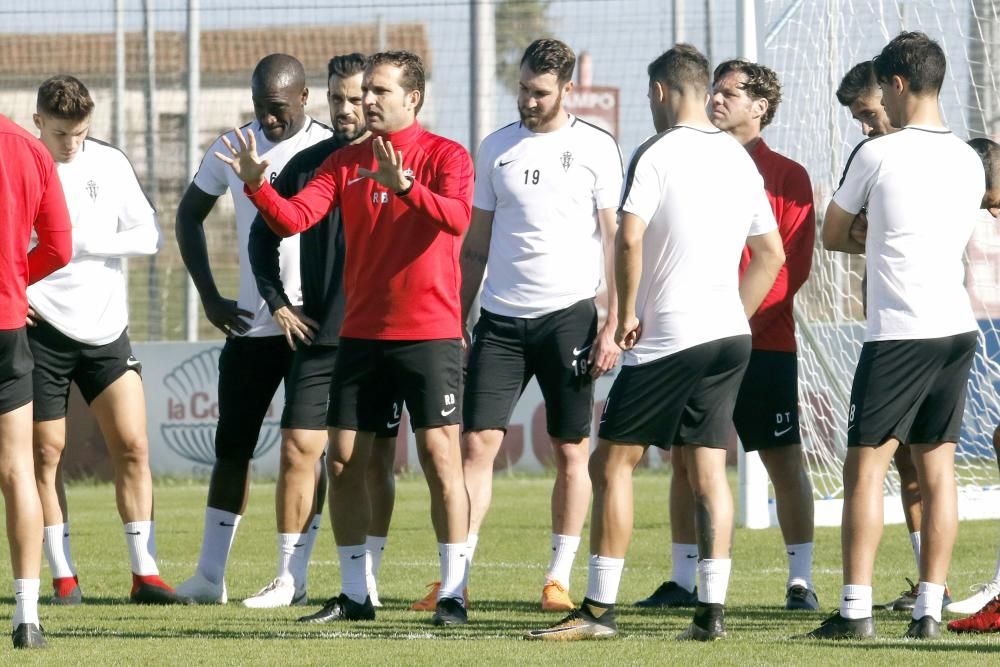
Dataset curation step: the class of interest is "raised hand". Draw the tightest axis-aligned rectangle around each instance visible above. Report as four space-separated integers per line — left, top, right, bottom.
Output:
356 136 410 192
214 126 271 190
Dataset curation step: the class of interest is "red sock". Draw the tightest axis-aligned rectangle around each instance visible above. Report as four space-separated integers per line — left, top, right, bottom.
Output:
53 576 78 597
131 573 174 594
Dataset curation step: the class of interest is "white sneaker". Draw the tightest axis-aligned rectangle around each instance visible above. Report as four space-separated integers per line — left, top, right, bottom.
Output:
242 577 307 609
176 571 227 604
945 580 1000 615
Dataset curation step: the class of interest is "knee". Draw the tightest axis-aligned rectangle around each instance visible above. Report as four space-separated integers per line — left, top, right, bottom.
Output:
34 437 65 472
281 436 317 473
115 433 150 469
553 439 589 473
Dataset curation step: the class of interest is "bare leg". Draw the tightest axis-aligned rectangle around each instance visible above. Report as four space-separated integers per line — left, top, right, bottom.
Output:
367 437 397 537
326 428 374 546
588 439 646 558
909 442 958 585
894 447 923 535
276 429 327 533
759 445 814 546
550 437 591 537
841 440 898 585
670 452 697 544
682 446 733 559
0 403 42 579
32 418 67 526
462 429 503 535
416 425 468 544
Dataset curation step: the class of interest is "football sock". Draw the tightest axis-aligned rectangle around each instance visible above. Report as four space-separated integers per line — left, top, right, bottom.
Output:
913 581 945 622
698 558 732 605
337 544 368 604
276 532 306 586
993 540 1000 583
840 584 873 619
545 533 581 588
43 523 75 579
295 513 322 585
13 579 40 628
461 533 479 590
910 531 922 573
785 541 814 589
365 535 388 594
584 554 624 606
197 507 241 585
438 543 467 602
124 521 159 576
670 543 699 592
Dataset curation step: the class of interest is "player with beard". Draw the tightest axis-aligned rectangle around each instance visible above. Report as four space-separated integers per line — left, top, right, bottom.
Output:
438 37 622 614
176 54 333 605
245 53 401 608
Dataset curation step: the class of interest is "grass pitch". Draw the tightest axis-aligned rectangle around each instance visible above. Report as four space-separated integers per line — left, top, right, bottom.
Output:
2 473 999 664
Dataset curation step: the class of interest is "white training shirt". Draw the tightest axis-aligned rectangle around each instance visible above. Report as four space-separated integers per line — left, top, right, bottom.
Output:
619 125 777 365
833 126 984 341
473 115 623 318
28 138 161 346
194 118 332 337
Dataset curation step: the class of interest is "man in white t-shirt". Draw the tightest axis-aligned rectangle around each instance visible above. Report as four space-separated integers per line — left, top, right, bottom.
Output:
528 44 784 642
175 54 332 606
796 32 985 641
26 75 178 605
448 38 622 614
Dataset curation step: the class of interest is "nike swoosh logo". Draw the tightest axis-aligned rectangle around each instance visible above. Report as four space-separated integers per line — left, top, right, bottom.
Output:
498 159 515 167
843 597 860 602
572 345 591 356
774 425 794 437
386 419 401 429
347 176 365 185
787 551 796 556
685 554 697 559
441 407 457 417
125 531 141 536
219 521 237 527
350 553 365 560
293 543 306 548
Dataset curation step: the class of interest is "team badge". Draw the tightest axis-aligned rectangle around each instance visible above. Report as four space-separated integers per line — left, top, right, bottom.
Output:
560 151 573 172
86 179 98 202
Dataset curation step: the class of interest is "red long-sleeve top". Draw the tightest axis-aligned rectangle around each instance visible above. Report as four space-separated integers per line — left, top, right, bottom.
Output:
0 115 72 330
248 121 473 340
740 139 816 352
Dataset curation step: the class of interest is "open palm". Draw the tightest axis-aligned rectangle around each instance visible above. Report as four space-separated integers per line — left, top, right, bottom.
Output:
214 126 270 189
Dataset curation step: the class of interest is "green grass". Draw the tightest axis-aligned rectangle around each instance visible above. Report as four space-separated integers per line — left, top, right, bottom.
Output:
3 473 1000 664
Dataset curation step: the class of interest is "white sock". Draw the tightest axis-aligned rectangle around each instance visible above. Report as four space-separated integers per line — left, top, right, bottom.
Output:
461 533 479 590
993 539 1000 582
43 523 76 579
196 507 241 584
337 544 368 604
276 532 306 586
913 581 945 622
12 579 40 628
365 535 388 595
786 542 814 589
545 534 581 588
840 584 873 619
670 543 699 592
910 531 922 573
584 554 625 606
124 521 159 576
296 513 322 583
698 558 732 605
438 543 467 602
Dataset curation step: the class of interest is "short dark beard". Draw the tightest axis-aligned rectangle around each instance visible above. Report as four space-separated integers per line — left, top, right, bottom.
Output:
519 92 564 130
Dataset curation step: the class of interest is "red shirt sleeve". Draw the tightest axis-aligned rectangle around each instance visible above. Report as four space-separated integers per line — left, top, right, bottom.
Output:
398 143 473 236
27 159 72 284
246 159 340 237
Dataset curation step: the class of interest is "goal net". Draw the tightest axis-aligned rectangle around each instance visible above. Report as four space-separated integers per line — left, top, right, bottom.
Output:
758 0 1000 525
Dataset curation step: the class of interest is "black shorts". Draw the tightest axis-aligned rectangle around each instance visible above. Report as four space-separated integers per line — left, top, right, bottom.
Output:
847 331 978 447
29 320 140 421
282 343 400 438
598 335 751 449
0 328 33 416
216 335 292 461
464 299 597 440
330 338 462 432
733 350 801 451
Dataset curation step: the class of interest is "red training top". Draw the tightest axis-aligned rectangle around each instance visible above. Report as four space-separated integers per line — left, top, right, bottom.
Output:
0 114 72 331
248 121 474 340
740 139 816 352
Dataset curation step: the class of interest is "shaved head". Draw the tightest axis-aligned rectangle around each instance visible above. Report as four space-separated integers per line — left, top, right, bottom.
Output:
251 53 306 93
250 54 308 143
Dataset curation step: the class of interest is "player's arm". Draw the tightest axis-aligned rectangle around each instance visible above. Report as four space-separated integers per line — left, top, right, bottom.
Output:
27 160 72 284
459 207 494 330
74 156 161 258
614 211 645 351
826 141 875 254
175 182 253 335
822 200 866 254
741 229 785 318
590 206 621 376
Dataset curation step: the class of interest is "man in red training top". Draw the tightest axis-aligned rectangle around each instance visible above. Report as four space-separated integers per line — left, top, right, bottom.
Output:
217 50 475 627
0 112 72 649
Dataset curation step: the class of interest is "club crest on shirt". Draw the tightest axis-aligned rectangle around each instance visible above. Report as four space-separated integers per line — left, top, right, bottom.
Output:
560 151 573 172
86 179 98 202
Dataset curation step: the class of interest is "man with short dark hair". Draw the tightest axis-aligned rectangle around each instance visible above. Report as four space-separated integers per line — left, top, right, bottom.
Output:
797 31 984 641
0 110 71 649
221 50 475 627
527 44 783 641
638 58 818 611
176 54 333 605
244 52 401 609
28 75 186 607
450 37 622 614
